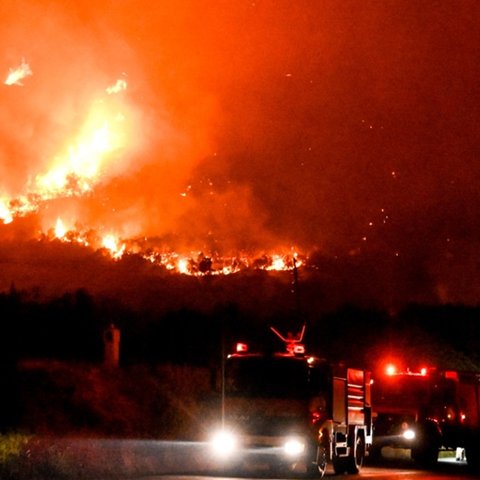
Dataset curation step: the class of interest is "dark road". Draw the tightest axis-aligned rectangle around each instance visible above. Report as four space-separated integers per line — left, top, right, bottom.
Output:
17 438 476 480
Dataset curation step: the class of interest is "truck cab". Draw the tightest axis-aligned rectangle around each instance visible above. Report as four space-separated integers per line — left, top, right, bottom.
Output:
209 342 372 477
372 365 480 471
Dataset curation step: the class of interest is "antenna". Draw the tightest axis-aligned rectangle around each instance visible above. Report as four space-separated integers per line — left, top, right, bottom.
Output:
270 323 306 355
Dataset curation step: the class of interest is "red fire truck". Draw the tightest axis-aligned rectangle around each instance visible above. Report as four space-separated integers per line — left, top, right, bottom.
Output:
208 327 373 477
372 364 480 471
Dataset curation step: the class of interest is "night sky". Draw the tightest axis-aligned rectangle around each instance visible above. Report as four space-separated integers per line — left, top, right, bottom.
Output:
1 1 480 307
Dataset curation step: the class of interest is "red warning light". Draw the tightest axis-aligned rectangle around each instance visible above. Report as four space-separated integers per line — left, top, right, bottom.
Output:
235 342 248 353
420 367 428 376
444 370 459 381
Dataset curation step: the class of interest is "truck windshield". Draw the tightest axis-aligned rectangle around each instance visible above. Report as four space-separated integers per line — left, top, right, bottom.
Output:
375 376 431 407
225 356 320 398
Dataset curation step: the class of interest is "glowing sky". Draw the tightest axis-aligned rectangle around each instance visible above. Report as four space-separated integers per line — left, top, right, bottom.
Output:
1 0 480 305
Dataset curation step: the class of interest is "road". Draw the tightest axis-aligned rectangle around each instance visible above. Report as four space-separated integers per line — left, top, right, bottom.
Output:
135 459 474 480
20 438 476 480
137 471 472 480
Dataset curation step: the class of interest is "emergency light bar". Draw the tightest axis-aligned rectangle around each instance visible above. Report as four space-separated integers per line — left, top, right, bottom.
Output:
444 370 459 380
385 363 430 377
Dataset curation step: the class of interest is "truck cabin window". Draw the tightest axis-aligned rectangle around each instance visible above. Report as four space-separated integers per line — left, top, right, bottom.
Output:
225 356 327 398
376 376 431 407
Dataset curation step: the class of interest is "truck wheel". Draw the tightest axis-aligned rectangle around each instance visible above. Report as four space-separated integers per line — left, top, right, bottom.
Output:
332 435 364 475
332 433 365 474
346 433 365 474
308 446 327 478
465 436 480 474
332 456 348 475
411 422 440 468
411 444 438 468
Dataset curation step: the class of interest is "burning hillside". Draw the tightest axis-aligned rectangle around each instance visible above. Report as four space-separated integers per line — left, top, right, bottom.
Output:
0 18 300 273
1 54 301 274
1 1 480 308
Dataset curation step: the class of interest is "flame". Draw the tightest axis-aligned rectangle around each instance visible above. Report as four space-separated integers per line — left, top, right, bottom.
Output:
0 199 13 224
38 219 304 276
0 80 130 224
106 78 127 95
102 234 126 259
54 218 67 239
4 58 32 86
34 101 126 196
267 255 286 271
177 258 190 274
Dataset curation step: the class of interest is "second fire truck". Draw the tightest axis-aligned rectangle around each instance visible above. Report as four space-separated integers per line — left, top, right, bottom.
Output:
372 364 480 472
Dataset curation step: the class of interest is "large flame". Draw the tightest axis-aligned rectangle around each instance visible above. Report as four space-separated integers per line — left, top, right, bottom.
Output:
1 66 302 276
33 83 129 197
47 216 303 275
0 78 130 223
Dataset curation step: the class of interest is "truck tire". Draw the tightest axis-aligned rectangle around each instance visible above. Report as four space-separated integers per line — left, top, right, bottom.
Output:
332 455 348 475
411 444 438 467
411 422 439 468
333 434 365 475
465 435 480 474
346 433 365 474
308 446 327 478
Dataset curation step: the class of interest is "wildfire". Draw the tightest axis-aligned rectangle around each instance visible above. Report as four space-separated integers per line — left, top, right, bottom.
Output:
1 66 304 277
34 101 126 196
101 234 126 260
45 217 303 276
0 199 13 224
54 218 67 238
0 77 130 223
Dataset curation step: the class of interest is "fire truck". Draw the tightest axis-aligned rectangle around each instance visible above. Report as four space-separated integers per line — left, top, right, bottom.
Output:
371 364 480 471
208 326 373 477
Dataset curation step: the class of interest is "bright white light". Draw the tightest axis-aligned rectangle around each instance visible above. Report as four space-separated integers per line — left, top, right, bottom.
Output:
210 430 237 457
283 438 305 456
385 364 396 376
402 429 415 440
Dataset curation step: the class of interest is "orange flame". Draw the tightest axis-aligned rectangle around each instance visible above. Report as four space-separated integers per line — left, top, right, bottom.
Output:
41 219 304 276
1 79 131 225
4 58 32 86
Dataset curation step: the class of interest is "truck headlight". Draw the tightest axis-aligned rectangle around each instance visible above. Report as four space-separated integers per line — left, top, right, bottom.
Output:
402 429 415 440
283 437 306 456
210 429 238 457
